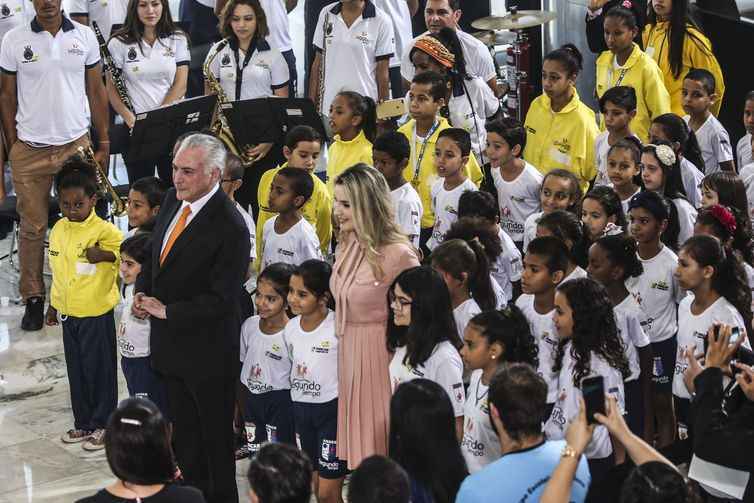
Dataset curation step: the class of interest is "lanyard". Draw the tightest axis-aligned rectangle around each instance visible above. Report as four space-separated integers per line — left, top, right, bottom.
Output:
232 39 257 101
411 121 440 185
606 55 629 89
474 377 488 407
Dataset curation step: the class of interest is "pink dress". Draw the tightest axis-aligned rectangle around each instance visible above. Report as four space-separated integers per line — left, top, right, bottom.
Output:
331 233 419 469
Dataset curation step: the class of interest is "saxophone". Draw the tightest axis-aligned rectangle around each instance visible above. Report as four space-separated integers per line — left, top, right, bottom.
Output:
78 146 127 217
203 39 255 165
92 21 134 114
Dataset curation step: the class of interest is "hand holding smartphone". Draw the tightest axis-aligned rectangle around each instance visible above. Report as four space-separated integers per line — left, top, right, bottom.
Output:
581 376 605 424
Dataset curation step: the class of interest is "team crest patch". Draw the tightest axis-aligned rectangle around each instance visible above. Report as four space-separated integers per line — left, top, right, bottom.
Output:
221 53 231 66
1 4 11 16
128 47 137 60
23 45 35 61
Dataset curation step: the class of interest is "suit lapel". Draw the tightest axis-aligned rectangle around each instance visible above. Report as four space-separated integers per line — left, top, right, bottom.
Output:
157 188 225 274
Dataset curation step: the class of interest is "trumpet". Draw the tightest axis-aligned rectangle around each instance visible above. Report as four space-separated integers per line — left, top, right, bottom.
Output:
203 39 256 166
77 146 127 217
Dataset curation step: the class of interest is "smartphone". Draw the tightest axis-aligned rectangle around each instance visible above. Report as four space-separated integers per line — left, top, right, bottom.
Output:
704 325 742 355
376 98 406 119
581 376 605 424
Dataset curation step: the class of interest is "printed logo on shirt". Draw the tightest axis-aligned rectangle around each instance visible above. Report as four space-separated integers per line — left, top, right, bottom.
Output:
162 47 175 58
117 336 136 356
554 138 571 154
264 349 283 361
444 204 458 215
128 47 138 61
650 280 669 291
277 248 294 257
68 42 84 57
247 364 274 393
461 428 485 457
550 404 567 428
542 331 558 347
1 4 11 17
255 59 271 70
453 382 464 403
631 291 643 306
639 316 655 333
355 31 371 46
291 362 322 397
324 22 334 38
320 439 341 471
311 341 331 354
221 52 231 67
22 45 38 63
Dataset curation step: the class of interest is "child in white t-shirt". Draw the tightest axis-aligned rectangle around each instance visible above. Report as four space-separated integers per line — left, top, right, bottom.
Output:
515 236 571 404
737 93 754 170
594 86 641 187
443 190 522 301
640 142 697 247
673 235 750 441
625 190 684 449
373 131 423 248
682 69 734 174
604 138 642 215
536 210 588 280
387 266 465 438
587 234 653 458
459 308 539 473
581 185 627 245
261 167 322 271
118 234 167 415
222 153 257 270
545 278 629 482
431 239 498 344
285 260 346 501
486 117 542 247
523 169 583 250
237 263 295 460
427 128 478 250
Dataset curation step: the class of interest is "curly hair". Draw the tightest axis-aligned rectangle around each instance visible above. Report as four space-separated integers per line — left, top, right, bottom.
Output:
553 278 630 386
468 305 538 368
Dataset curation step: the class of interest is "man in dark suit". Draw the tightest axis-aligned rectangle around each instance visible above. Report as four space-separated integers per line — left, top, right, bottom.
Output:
134 133 250 503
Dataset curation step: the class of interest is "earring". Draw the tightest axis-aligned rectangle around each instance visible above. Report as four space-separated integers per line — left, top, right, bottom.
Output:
491 355 496 360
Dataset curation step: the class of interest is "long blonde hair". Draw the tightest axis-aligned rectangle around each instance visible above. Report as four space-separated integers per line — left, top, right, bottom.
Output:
334 163 410 278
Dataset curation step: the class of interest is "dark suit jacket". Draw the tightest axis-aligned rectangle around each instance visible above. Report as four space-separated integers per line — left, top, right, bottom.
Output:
135 187 250 381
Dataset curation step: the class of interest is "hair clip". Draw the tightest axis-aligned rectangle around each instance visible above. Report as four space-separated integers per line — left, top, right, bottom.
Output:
601 222 624 237
120 418 142 426
647 143 677 166
710 204 737 235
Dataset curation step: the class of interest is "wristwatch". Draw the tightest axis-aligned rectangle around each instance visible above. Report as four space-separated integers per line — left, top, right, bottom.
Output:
561 444 578 458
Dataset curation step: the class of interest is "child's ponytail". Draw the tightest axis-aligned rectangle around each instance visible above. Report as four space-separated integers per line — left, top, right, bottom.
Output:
431 238 496 311
469 306 538 367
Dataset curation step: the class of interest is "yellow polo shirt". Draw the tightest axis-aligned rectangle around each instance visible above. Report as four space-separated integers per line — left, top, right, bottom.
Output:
523 88 600 192
643 21 724 117
49 210 123 317
398 116 484 228
326 129 374 196
596 43 671 142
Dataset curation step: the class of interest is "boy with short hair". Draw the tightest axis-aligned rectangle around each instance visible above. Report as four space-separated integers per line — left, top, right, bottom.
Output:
514 236 570 408
682 68 734 173
486 117 543 248
222 153 257 269
257 126 332 263
46 158 123 451
397 71 483 248
248 443 313 503
373 131 423 248
127 176 169 235
260 168 321 270
737 90 754 170
595 86 641 186
427 128 478 251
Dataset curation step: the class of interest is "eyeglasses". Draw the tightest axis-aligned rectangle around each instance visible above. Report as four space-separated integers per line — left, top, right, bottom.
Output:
389 292 412 310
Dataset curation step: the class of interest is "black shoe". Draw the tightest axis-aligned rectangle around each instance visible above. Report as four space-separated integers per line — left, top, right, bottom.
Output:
21 296 44 331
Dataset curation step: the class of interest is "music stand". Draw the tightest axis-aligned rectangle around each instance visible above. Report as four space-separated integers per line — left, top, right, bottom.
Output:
224 98 281 149
127 94 217 162
268 98 329 142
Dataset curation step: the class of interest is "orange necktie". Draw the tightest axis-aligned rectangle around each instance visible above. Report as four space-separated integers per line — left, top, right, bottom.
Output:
160 206 191 264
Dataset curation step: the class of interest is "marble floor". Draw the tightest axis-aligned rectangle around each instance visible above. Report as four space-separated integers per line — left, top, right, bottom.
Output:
0 236 255 502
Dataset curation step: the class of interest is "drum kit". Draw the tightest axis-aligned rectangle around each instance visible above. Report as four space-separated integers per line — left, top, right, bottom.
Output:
471 7 557 121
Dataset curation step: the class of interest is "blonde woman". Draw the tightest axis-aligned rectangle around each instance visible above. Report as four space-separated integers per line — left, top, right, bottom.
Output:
330 163 420 469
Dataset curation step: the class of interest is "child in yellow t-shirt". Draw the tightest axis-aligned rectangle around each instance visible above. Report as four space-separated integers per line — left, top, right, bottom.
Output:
397 71 483 245
326 91 376 195
257 126 332 264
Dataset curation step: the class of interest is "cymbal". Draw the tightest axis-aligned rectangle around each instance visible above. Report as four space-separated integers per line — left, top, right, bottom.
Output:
471 30 517 46
471 10 557 31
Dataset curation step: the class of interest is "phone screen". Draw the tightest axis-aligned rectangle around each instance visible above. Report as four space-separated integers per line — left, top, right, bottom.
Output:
582 376 605 424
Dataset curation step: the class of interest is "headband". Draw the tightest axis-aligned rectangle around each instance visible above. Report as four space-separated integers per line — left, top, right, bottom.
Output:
646 143 677 167
601 222 624 237
627 191 668 221
413 35 455 69
709 204 737 235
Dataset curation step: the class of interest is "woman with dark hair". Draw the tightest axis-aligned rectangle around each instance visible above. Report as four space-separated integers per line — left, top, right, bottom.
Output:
387 266 465 438
389 379 469 503
76 397 205 502
643 0 724 117
204 0 290 214
585 0 646 54
409 27 501 164
107 0 189 183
